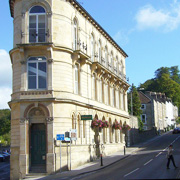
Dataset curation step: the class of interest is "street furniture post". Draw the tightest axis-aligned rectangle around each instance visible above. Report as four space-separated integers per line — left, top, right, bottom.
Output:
100 154 103 166
124 145 126 155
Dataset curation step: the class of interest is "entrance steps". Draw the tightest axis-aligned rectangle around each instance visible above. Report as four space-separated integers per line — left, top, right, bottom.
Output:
24 173 47 180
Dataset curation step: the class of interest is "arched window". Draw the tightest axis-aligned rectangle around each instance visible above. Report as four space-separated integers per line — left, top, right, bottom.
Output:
109 53 113 71
98 40 101 63
119 61 123 78
73 19 78 50
77 115 81 138
115 89 119 108
112 87 115 107
83 120 86 138
27 56 47 89
109 118 112 143
29 6 46 43
105 47 108 68
74 64 79 94
72 114 75 129
91 34 95 62
114 57 118 74
92 74 96 100
99 79 103 103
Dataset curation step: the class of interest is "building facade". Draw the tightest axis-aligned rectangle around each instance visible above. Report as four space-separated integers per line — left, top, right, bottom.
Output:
138 91 178 131
9 0 130 179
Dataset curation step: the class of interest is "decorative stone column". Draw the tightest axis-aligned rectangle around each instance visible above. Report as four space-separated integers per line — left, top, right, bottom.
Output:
46 117 55 174
19 118 29 179
47 47 53 91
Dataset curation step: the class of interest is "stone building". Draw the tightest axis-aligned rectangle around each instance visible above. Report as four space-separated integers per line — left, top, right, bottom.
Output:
9 0 130 179
138 91 178 131
138 91 154 130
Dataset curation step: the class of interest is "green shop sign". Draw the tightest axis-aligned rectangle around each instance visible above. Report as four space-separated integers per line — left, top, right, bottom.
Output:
81 115 92 120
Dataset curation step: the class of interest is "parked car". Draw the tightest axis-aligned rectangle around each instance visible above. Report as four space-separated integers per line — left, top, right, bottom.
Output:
1 152 10 160
172 128 180 134
0 154 5 162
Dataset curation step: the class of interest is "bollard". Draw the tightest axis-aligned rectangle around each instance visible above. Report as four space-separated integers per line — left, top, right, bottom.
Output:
124 146 126 155
100 154 103 166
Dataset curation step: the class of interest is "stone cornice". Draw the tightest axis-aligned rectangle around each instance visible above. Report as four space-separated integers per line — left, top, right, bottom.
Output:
68 0 128 58
9 0 128 58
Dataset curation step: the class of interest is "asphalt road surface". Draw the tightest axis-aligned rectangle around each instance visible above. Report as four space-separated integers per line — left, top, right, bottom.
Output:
71 133 180 180
0 161 10 180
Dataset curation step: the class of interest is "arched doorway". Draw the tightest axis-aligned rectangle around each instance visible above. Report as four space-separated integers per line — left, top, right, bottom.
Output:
28 107 47 172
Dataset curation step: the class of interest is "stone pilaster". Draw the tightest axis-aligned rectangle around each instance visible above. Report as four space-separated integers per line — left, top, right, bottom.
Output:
46 117 55 174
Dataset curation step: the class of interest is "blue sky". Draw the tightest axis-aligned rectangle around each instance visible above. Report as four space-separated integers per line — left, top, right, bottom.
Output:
0 0 180 109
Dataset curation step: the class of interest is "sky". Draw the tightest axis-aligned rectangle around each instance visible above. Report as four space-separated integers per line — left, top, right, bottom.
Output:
0 0 180 109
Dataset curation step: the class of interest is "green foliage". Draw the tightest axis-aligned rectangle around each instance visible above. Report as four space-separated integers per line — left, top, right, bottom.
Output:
0 109 11 136
139 66 180 110
0 132 10 146
128 84 142 117
138 116 144 131
155 67 170 79
176 117 180 124
170 66 180 84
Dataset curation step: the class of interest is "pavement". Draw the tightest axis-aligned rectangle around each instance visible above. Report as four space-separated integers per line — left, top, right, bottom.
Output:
24 130 180 180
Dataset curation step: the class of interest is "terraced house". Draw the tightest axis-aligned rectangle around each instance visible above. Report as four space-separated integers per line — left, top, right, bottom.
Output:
9 0 130 179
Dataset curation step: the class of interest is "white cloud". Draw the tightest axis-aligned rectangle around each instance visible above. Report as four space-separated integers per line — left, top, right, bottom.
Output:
135 2 180 32
0 49 12 109
0 87 11 109
113 30 129 45
0 49 12 87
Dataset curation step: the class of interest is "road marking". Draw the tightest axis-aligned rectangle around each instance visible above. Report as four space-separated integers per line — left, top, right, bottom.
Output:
124 168 139 177
144 159 153 166
156 152 162 157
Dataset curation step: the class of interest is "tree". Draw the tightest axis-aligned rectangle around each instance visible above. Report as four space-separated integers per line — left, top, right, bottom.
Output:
170 66 180 84
128 84 142 117
0 109 11 136
139 66 180 112
155 67 170 79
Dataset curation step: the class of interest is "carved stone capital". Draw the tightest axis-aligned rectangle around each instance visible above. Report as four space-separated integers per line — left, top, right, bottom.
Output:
20 60 26 65
46 117 54 123
47 59 54 63
20 118 29 124
47 12 52 16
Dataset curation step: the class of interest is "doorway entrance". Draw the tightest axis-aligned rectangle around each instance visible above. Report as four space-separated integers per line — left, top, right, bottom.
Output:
30 123 46 172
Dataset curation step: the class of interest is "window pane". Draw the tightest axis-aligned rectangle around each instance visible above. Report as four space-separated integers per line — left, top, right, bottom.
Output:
38 62 46 76
30 6 45 13
38 15 45 28
38 29 46 42
38 76 46 89
28 76 36 89
29 16 36 28
75 82 78 94
28 63 36 75
29 29 36 43
75 66 78 82
38 62 46 89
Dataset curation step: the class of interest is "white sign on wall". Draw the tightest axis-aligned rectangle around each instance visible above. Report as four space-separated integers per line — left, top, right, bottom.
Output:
70 129 77 141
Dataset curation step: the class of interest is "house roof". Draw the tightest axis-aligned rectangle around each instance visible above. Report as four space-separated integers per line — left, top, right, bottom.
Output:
138 91 151 104
9 0 128 57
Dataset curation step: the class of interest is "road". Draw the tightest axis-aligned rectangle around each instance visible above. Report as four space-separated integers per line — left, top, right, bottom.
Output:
0 161 10 180
71 133 180 180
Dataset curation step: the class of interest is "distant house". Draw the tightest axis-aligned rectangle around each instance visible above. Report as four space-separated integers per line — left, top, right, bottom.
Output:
138 91 155 130
138 91 178 131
